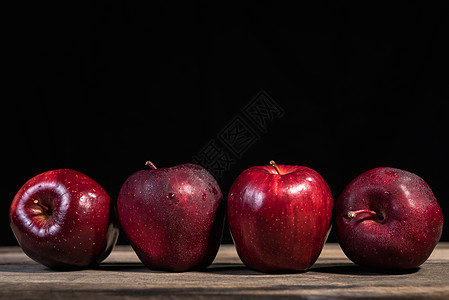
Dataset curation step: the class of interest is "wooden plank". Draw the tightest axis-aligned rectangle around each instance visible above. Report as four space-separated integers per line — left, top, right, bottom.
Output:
0 243 448 299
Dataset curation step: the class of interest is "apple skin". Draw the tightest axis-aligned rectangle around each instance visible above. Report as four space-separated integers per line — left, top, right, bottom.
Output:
117 162 225 272
9 169 119 270
335 167 443 270
227 162 333 272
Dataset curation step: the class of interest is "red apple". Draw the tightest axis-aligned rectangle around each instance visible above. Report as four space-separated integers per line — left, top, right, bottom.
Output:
227 161 333 272
117 161 225 271
335 167 443 270
9 169 119 269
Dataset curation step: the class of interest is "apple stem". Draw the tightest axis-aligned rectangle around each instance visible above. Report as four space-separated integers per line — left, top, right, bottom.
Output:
145 161 157 170
347 209 378 219
33 199 50 212
269 160 282 175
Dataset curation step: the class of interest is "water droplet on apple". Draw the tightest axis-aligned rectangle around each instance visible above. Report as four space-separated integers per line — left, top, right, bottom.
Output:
167 193 175 200
202 193 207 200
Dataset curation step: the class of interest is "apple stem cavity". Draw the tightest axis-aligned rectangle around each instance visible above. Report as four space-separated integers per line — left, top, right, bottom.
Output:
347 209 378 219
145 161 157 170
270 160 282 175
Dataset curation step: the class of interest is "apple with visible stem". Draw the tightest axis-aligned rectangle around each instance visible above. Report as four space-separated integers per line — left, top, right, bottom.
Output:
335 167 443 270
9 169 119 270
227 160 333 272
117 161 225 272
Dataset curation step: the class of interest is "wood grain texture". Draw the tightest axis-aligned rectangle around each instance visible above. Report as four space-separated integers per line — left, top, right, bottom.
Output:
0 243 448 299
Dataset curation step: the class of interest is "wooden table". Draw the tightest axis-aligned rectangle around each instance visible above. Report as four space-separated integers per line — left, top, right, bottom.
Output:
0 243 448 299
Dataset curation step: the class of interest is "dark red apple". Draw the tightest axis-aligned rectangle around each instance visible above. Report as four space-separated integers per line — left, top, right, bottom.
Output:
9 169 119 269
335 167 443 270
117 161 225 271
227 161 333 272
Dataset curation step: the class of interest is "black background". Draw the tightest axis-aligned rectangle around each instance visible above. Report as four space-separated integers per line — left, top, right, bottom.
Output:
5 2 448 245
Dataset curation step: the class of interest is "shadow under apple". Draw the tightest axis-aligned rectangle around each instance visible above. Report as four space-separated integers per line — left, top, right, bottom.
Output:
310 263 420 276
